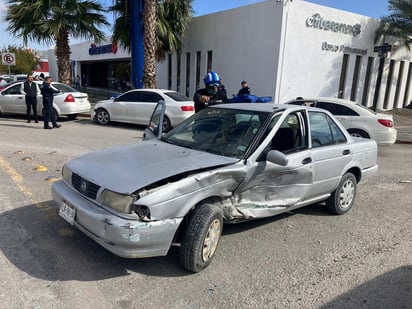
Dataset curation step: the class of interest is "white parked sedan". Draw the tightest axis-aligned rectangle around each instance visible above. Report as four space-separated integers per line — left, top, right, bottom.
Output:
0 81 91 119
91 89 194 131
286 97 397 145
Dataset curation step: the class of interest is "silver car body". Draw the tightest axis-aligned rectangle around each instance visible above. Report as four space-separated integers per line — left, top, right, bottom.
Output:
52 103 378 259
0 81 90 118
91 88 194 128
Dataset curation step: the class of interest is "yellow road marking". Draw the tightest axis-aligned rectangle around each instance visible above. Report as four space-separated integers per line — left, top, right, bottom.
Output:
0 156 54 211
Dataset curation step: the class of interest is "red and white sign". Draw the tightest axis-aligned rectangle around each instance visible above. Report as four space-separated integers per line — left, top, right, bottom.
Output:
2 53 16 66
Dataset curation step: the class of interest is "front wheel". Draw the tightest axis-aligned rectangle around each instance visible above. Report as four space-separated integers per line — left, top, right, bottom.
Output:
326 173 357 215
179 204 223 272
96 108 110 125
162 115 171 132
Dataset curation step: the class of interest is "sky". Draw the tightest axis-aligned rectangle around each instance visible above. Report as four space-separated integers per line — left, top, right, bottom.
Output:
0 0 391 51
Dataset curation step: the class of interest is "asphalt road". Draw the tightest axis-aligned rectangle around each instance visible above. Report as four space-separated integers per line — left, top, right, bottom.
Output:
0 115 411 309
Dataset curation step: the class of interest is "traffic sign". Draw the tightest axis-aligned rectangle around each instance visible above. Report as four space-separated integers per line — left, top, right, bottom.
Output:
2 53 16 66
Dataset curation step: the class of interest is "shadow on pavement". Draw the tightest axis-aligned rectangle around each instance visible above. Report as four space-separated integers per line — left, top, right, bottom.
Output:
320 265 412 308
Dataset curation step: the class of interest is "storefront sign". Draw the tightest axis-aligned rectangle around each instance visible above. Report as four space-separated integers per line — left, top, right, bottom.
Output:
306 13 361 36
321 42 367 55
89 42 118 55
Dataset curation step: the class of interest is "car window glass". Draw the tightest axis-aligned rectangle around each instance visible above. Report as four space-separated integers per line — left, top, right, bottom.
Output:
115 92 138 102
317 102 358 116
52 83 77 93
327 116 347 144
140 92 163 103
162 107 269 159
270 111 308 153
309 112 335 147
4 84 22 95
165 91 191 102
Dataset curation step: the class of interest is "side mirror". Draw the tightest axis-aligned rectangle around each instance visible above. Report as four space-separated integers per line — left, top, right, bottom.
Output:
143 100 166 141
266 150 288 166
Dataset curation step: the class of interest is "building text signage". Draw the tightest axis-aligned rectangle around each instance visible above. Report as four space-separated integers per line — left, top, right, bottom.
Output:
321 42 367 55
89 42 118 55
306 13 361 36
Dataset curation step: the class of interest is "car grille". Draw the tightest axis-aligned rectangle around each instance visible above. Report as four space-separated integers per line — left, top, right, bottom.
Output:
72 173 100 199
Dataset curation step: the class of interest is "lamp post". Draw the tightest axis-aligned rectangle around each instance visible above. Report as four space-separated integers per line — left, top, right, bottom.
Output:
130 0 144 89
372 43 392 111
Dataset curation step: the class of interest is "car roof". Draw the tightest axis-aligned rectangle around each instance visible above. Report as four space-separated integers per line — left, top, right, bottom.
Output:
212 103 323 114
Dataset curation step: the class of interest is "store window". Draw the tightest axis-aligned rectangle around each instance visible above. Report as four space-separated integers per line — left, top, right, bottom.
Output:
361 57 374 106
338 54 349 98
185 52 191 97
350 55 362 101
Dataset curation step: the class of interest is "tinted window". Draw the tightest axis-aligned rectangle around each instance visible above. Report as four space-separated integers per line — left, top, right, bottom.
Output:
115 91 140 102
4 84 23 95
309 112 346 147
51 83 78 93
165 91 192 102
316 102 358 116
140 92 163 103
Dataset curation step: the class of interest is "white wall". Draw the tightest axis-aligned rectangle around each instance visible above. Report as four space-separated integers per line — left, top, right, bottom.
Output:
156 0 284 99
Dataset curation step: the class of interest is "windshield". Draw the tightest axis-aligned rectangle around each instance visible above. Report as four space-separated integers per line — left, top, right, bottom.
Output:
162 107 270 158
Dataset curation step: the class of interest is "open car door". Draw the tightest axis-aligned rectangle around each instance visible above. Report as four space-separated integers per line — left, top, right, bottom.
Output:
143 100 166 140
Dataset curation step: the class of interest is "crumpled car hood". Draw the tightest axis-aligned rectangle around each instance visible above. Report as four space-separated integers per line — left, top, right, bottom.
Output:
67 140 238 194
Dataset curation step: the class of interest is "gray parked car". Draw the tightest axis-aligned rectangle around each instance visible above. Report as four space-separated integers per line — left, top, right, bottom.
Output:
52 103 378 272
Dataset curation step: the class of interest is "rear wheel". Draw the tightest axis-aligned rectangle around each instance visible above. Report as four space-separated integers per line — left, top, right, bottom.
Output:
326 172 357 215
179 204 223 272
348 129 369 139
96 108 110 125
163 115 171 132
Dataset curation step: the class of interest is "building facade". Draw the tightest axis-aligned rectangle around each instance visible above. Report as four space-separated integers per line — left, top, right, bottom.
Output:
48 0 412 110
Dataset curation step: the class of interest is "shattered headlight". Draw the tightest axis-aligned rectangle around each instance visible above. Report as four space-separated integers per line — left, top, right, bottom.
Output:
101 189 135 213
62 164 72 184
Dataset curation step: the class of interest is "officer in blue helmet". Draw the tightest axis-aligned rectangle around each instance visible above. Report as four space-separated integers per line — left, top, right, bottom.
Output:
193 71 227 113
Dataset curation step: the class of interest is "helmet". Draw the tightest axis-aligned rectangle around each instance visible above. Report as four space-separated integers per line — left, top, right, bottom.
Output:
203 71 220 87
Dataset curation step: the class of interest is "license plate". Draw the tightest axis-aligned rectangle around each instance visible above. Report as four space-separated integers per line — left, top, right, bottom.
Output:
59 201 75 225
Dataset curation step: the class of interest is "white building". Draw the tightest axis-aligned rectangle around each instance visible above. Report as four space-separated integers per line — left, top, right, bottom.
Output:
48 0 412 110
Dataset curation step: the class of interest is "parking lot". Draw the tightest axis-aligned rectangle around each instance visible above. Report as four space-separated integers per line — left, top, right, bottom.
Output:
0 115 411 308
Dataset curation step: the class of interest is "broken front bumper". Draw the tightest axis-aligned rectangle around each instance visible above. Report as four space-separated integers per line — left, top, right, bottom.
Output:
52 180 182 258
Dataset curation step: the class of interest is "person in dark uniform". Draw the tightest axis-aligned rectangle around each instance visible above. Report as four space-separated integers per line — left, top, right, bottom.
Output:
237 80 251 96
21 74 39 123
41 76 61 129
193 71 226 113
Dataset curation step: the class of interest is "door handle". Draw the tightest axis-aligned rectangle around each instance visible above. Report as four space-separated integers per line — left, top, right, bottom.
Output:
302 157 312 164
342 149 350 155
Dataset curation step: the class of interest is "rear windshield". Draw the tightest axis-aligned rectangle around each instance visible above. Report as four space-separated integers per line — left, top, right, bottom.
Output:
164 91 192 102
51 83 78 93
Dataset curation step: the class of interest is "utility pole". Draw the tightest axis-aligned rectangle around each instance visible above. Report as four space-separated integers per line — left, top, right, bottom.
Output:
372 43 392 111
130 0 144 89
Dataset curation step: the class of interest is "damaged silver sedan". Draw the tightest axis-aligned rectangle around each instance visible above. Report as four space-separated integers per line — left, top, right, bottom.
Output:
52 103 378 272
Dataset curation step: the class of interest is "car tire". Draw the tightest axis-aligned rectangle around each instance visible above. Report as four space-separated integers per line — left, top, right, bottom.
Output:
326 172 357 215
67 114 78 120
163 115 172 132
348 129 369 139
179 203 223 272
96 108 110 125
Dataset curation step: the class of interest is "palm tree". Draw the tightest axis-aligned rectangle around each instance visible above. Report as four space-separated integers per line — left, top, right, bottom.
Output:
110 0 193 88
6 0 109 84
375 0 412 50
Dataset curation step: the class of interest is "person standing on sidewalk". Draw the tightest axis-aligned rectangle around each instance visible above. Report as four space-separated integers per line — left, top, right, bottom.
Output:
41 77 61 129
21 74 39 123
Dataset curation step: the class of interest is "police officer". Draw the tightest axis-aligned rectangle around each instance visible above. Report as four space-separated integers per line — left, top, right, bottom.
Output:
41 77 61 129
193 71 227 113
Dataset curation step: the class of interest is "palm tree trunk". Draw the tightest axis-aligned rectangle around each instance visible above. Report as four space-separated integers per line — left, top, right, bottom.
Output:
55 30 72 84
143 0 157 88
